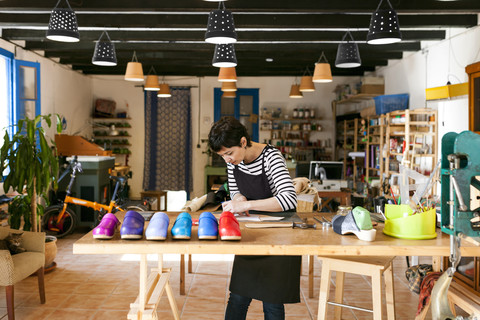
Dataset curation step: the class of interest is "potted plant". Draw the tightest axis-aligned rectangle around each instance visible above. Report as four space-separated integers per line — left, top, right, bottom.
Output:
0 114 62 269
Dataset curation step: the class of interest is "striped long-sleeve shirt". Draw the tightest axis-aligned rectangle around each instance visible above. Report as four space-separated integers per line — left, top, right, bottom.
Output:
227 146 297 211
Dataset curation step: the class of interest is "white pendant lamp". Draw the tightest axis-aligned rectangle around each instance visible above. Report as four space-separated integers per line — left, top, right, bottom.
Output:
367 0 402 45
124 51 144 82
312 52 333 83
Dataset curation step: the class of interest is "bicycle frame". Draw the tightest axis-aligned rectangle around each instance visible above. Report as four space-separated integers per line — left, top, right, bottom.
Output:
49 158 126 231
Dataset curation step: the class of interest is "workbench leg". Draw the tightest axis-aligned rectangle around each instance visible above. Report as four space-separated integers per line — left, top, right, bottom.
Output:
180 254 185 295
188 254 192 273
334 271 345 319
317 260 331 320
166 282 180 320
139 254 147 315
309 255 314 298
432 256 442 272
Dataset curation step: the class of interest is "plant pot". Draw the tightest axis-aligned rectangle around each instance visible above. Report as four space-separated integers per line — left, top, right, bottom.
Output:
45 235 57 271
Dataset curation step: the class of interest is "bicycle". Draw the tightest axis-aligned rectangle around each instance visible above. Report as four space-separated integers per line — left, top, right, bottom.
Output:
41 156 146 238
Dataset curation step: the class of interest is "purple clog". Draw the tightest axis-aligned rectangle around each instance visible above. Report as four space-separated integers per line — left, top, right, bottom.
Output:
120 210 145 239
92 213 120 239
145 212 170 240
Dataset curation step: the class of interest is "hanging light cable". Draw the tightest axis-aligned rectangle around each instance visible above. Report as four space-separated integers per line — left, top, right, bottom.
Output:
312 52 333 83
367 0 402 45
92 31 117 66
335 31 362 68
46 0 79 42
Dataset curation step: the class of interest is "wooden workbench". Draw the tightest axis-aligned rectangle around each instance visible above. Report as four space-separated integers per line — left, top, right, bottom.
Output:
73 212 480 319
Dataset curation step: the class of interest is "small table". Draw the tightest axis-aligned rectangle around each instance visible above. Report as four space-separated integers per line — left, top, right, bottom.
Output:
317 189 351 212
140 191 167 211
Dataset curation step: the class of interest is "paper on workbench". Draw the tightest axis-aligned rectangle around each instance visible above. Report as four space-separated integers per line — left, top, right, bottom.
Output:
234 214 285 222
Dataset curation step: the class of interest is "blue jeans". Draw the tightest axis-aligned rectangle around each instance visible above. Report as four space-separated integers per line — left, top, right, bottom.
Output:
224 292 285 320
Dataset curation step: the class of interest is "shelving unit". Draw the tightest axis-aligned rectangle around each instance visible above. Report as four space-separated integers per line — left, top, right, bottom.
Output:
260 117 333 162
365 115 385 185
384 109 438 196
92 117 132 166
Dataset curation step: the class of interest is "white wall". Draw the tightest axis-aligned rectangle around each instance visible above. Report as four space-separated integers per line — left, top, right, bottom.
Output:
0 39 92 195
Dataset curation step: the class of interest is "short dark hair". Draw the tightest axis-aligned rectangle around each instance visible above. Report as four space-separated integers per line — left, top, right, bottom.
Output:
208 116 252 152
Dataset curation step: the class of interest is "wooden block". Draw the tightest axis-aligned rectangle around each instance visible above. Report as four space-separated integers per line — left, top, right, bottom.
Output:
297 194 315 212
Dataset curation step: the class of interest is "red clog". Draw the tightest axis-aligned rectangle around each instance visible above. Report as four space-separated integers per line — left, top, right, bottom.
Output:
219 211 241 240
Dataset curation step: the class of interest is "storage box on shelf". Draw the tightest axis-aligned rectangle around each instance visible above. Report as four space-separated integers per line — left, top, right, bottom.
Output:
384 109 438 197
92 117 132 166
260 117 333 162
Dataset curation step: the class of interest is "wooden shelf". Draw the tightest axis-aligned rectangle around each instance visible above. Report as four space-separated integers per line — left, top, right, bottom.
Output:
335 94 379 105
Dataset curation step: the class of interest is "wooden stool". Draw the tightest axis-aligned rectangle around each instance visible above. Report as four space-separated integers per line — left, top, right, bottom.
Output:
140 190 167 211
317 256 396 320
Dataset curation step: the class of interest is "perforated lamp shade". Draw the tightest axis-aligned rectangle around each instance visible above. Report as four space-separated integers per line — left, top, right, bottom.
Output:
218 67 237 82
222 91 236 98
312 63 333 83
212 43 237 67
92 31 117 66
157 83 172 98
205 3 237 44
144 75 160 91
289 85 303 98
221 82 237 92
299 76 315 92
367 0 402 45
46 0 79 42
335 32 361 68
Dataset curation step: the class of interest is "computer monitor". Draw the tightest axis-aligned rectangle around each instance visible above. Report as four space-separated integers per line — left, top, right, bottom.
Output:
309 161 343 181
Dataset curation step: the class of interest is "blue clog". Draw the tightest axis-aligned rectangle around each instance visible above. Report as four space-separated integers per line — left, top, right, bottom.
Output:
145 212 170 240
120 210 145 239
198 212 218 240
171 212 192 240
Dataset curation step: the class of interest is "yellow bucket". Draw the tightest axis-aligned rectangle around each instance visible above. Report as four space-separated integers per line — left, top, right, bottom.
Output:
383 204 437 240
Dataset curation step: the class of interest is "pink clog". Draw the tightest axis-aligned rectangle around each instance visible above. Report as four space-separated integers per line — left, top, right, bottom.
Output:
92 213 120 239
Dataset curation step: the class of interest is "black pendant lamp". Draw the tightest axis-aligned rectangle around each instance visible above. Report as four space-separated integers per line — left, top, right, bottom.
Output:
46 0 80 42
212 43 237 67
205 2 237 44
92 31 117 66
335 31 361 68
367 0 402 45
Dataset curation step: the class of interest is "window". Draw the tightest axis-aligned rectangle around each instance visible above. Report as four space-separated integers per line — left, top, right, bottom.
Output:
0 48 13 148
213 88 259 142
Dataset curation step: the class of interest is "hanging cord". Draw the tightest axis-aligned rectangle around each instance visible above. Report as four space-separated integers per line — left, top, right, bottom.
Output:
97 30 112 42
316 51 329 63
342 31 355 43
53 0 74 10
375 0 394 11
147 66 157 76
302 66 313 77
131 51 139 62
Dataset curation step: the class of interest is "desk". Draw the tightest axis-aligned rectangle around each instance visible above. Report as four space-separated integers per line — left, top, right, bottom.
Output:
73 212 480 319
204 166 227 194
317 190 351 212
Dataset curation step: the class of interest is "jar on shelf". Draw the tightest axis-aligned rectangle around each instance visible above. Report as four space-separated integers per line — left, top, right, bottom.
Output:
337 206 352 216
293 108 298 118
304 108 310 119
310 109 315 119
298 108 304 119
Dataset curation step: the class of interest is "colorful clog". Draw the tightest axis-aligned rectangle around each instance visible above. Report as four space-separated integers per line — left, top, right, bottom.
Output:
92 213 120 239
145 212 170 240
171 212 192 240
120 210 145 239
219 211 241 240
198 212 218 240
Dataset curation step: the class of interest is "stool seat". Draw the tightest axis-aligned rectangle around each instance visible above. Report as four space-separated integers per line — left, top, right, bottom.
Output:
317 255 396 320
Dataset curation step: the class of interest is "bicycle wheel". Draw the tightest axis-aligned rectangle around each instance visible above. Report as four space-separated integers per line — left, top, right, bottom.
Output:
122 203 147 212
41 205 77 238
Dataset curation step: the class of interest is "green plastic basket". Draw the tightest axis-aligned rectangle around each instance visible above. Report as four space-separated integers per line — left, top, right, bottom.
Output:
383 204 437 240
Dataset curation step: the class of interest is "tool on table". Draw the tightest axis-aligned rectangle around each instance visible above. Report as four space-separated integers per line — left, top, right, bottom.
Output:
313 216 330 228
430 131 480 320
245 218 316 229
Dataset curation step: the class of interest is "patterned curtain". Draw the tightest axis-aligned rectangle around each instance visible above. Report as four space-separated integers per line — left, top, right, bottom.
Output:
143 87 192 193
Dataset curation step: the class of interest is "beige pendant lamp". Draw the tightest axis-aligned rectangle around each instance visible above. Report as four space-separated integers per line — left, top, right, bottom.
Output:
222 91 236 98
218 67 237 82
124 51 144 82
157 82 172 98
313 52 333 83
289 78 303 98
221 81 237 92
299 67 315 92
144 67 160 91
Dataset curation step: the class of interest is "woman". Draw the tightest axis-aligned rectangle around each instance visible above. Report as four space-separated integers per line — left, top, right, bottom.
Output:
208 116 300 320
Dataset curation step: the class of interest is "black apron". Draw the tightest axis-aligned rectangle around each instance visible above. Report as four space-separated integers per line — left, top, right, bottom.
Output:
229 146 301 304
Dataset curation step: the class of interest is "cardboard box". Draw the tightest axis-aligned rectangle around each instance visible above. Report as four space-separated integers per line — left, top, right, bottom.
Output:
361 84 385 94
361 76 385 85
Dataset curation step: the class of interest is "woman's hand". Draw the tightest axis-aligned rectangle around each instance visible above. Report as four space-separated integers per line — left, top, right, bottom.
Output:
222 197 250 215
